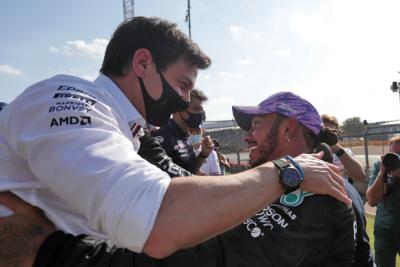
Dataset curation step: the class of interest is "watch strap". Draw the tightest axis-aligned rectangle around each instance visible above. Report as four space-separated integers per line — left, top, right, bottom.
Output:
272 158 302 194
285 155 304 179
335 148 345 157
271 158 289 169
199 153 208 159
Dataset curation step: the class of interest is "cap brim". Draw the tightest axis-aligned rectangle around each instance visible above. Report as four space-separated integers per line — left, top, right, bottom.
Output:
232 106 269 131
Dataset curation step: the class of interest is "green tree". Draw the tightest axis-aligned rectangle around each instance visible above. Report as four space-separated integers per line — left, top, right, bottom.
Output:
340 117 365 136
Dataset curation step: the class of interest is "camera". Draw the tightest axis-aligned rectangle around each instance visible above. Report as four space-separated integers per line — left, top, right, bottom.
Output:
382 152 400 171
382 152 400 195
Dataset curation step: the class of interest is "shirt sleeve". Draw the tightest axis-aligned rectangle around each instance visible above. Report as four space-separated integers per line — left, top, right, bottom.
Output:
5 80 171 252
208 151 221 176
138 132 192 177
344 148 353 157
151 127 173 156
368 161 380 186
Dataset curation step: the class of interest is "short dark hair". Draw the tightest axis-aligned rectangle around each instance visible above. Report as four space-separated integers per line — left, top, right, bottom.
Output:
390 136 400 146
100 17 211 76
321 114 339 129
190 89 208 102
213 139 221 148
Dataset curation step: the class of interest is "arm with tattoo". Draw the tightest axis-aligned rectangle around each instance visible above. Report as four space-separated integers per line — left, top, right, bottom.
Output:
0 193 54 267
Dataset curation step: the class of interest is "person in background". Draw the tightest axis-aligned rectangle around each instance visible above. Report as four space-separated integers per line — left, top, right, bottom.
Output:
321 114 366 182
367 136 400 267
322 114 374 266
213 139 230 175
199 138 221 176
152 89 213 174
188 125 203 155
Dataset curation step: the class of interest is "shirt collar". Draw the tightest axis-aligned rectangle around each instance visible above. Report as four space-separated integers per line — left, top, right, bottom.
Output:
94 74 146 127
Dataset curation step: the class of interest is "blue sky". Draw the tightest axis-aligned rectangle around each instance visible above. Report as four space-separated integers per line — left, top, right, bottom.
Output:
1 0 400 124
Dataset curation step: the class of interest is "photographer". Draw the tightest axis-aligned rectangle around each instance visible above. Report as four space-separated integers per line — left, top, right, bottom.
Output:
367 136 400 267
321 114 366 182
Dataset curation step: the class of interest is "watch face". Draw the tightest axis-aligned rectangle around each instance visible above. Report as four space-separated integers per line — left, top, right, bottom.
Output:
282 166 302 187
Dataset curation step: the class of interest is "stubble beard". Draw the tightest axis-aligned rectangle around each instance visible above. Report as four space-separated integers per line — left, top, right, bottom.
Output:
250 129 279 168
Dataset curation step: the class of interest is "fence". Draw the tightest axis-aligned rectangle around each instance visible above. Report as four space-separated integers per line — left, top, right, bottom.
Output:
204 120 400 193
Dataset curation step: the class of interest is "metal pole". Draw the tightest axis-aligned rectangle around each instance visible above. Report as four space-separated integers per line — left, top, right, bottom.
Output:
123 0 135 21
363 126 370 171
187 0 192 38
232 119 241 172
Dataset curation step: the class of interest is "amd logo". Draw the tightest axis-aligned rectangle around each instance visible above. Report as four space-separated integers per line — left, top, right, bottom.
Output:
50 116 92 127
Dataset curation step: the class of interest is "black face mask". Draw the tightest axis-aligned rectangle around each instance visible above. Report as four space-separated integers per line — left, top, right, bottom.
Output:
139 73 190 126
183 110 204 128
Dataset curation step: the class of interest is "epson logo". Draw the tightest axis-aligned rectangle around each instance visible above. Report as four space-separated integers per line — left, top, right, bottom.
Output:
50 116 92 127
53 93 96 106
57 85 96 99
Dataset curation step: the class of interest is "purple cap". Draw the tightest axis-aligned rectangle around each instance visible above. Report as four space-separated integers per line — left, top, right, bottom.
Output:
232 92 323 135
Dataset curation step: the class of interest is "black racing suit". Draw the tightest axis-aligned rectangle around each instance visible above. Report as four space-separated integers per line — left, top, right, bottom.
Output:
138 131 191 178
344 181 375 267
151 119 197 174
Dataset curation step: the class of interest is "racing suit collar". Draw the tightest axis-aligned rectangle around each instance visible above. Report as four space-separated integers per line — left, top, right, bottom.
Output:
168 119 189 138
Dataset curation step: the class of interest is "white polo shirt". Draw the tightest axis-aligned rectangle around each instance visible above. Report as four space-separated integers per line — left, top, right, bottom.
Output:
0 74 171 252
200 150 221 176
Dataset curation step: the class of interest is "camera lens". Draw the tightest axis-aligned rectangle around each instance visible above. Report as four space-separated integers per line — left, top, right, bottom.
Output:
382 152 400 171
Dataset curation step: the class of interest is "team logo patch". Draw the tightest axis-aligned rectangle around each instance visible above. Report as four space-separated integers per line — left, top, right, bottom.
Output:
280 189 314 207
155 136 164 143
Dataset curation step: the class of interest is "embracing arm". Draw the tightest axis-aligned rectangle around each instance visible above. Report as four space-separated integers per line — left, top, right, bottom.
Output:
144 153 351 258
0 193 54 267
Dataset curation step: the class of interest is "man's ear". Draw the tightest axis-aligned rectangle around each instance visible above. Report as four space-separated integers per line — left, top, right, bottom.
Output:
281 117 298 140
132 48 153 78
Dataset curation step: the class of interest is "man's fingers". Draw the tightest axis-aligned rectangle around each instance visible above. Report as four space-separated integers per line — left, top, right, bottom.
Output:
328 167 345 189
329 185 352 206
309 151 324 160
327 171 347 195
0 192 22 213
0 191 36 215
325 162 341 175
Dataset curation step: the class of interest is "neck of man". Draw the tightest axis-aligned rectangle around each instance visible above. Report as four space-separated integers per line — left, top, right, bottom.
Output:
108 73 147 120
281 134 313 159
173 113 189 133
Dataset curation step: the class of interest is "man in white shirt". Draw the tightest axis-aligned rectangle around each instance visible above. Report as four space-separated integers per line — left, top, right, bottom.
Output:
200 149 221 176
0 16 351 260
